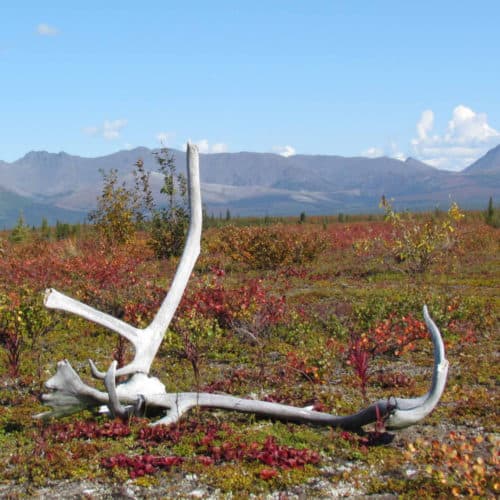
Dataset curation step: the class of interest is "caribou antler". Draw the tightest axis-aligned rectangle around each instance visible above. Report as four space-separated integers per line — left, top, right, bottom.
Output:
37 142 449 430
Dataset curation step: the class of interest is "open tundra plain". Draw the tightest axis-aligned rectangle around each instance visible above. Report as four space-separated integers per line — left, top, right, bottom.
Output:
0 212 498 498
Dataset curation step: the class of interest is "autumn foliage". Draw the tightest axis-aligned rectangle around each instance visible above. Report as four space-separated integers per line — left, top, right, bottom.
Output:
0 208 498 496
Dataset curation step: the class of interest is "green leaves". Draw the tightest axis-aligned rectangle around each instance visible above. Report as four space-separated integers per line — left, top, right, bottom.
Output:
382 198 464 275
87 148 189 258
88 169 139 245
8 212 31 244
148 148 189 259
0 287 56 378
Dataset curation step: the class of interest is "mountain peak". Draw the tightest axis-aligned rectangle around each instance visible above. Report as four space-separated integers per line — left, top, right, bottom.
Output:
465 143 500 174
23 150 50 159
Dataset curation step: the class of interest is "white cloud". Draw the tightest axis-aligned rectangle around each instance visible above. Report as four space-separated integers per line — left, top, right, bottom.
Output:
37 23 59 36
156 132 173 145
103 119 127 140
185 139 228 154
196 139 210 153
211 142 228 153
389 141 406 162
411 105 500 171
82 126 99 136
446 105 499 144
416 109 434 140
82 119 127 140
273 145 296 157
361 143 405 161
362 146 384 158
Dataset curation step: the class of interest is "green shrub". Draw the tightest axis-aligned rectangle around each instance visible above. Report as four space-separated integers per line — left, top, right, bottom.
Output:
9 212 30 244
147 149 189 259
88 169 140 245
356 198 465 275
484 196 500 228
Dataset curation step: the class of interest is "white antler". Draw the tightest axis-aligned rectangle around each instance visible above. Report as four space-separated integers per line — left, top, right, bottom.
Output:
44 143 202 378
38 142 449 431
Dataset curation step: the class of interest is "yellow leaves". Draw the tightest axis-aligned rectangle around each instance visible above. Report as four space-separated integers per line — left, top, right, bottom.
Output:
380 198 464 274
487 434 498 444
472 457 485 475
448 201 465 222
208 225 326 270
405 431 498 497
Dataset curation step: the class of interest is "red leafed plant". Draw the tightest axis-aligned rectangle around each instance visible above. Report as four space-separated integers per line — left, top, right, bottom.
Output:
347 335 371 400
137 420 228 447
198 435 320 469
102 420 320 480
102 454 183 478
180 268 286 331
48 419 133 441
259 468 279 480
285 351 325 384
347 312 427 398
359 313 429 357
0 325 22 378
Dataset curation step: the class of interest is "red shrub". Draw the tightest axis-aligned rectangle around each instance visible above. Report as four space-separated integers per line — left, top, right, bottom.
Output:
365 313 428 357
180 268 286 330
102 453 183 478
347 337 371 399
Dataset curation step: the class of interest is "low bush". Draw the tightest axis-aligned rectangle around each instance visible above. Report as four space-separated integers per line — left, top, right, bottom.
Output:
206 225 326 269
355 198 465 275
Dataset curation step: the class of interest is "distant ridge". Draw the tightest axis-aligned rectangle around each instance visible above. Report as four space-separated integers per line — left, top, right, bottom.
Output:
0 144 499 228
464 144 500 175
0 185 83 229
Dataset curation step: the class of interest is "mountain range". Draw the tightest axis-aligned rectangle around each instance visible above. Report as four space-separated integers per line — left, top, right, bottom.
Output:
0 144 499 228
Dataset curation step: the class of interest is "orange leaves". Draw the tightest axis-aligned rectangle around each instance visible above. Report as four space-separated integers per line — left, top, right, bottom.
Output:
285 351 325 384
259 468 278 480
406 432 499 497
346 312 427 398
366 313 428 357
206 224 326 270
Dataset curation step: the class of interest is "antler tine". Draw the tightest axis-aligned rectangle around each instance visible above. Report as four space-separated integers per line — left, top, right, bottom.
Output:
104 361 133 419
384 305 449 429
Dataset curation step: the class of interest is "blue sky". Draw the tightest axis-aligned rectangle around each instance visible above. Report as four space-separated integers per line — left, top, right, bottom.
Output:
1 1 499 170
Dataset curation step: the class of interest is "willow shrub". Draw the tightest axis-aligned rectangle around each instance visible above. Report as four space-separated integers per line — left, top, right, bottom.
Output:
206 225 327 270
